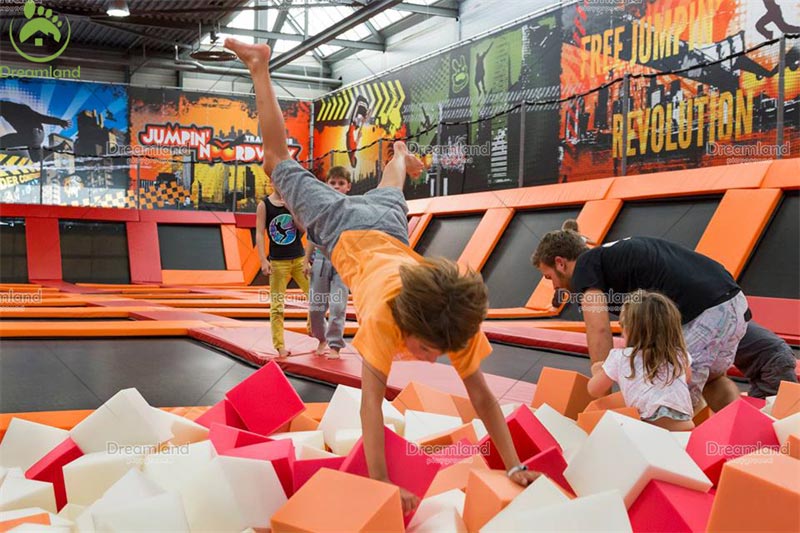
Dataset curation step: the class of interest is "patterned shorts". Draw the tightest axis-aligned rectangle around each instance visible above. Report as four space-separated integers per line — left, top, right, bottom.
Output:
643 406 692 422
682 291 749 406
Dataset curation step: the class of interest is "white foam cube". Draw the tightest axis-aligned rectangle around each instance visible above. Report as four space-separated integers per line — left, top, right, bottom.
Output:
0 476 56 514
330 429 363 456
0 419 68 471
500 403 522 417
318 385 404 446
670 431 691 449
534 403 588 462
511 490 631 531
269 431 325 451
481 475 570 532
69 389 172 454
564 411 711 508
296 445 339 461
404 411 463 443
152 409 209 446
408 489 465 531
142 441 216 493
410 508 467 533
471 419 488 441
91 491 189 532
77 467 165 531
8 524 70 532
762 395 776 416
57 503 85 522
62 451 143 506
773 411 800 446
179 456 286 531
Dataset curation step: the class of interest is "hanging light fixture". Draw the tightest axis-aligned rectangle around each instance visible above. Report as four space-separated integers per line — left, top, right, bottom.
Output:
107 0 130 18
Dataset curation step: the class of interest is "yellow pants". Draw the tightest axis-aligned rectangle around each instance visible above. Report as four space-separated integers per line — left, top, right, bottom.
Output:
269 256 310 350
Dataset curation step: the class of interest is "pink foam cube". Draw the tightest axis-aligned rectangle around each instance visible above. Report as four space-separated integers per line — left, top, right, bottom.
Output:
687 399 780 485
208 423 272 453
523 445 572 495
24 437 83 511
479 405 561 469
195 399 246 430
740 396 767 410
293 456 346 492
225 361 305 435
628 480 715 532
223 439 296 496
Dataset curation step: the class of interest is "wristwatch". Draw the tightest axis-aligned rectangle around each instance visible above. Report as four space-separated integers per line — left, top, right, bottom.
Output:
506 464 528 478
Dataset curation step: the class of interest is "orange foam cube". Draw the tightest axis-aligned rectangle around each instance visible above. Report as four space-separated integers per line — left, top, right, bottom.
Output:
426 455 490 497
451 395 478 423
462 469 524 533
531 368 594 420
577 407 640 434
391 382 460 417
289 413 319 432
303 402 328 422
419 423 478 448
584 392 627 412
772 381 800 420
693 405 714 426
271 468 403 533
787 434 800 460
706 450 800 532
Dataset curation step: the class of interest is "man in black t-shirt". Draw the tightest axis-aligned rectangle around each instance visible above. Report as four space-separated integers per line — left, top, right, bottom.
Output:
735 321 798 398
256 187 310 356
532 231 750 412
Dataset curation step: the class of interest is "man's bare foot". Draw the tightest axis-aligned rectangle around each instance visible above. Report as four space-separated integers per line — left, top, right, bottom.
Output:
224 38 271 71
314 341 328 356
393 141 424 179
277 348 291 358
326 348 341 360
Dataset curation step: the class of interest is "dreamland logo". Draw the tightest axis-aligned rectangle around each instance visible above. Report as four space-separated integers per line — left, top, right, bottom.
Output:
3 0 80 79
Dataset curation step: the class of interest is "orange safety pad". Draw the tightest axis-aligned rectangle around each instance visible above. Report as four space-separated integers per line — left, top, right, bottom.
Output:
576 199 624 243
406 197 432 216
531 367 594 420
408 212 433 249
25 217 62 281
577 407 640 434
458 208 515 272
493 320 622 334
142 299 264 308
0 297 87 308
0 410 93 441
525 281 559 311
0 320 211 338
271 468 404 532
607 160 772 199
0 307 141 318
220 224 243 271
761 157 800 189
237 228 262 284
161 270 245 285
486 307 557 319
706 451 800 533
695 189 782 278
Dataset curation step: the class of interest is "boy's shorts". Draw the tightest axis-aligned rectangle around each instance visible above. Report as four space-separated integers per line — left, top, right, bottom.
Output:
271 159 408 257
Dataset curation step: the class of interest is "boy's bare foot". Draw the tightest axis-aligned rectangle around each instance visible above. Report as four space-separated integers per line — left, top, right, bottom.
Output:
224 38 271 71
314 341 328 356
326 348 341 360
393 141 424 179
277 348 291 358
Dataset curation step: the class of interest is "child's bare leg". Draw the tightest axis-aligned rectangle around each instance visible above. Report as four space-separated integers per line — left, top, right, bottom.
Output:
378 141 423 189
224 39 289 174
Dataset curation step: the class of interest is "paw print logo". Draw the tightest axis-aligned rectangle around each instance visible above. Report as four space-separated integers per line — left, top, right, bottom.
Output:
451 55 468 93
10 0 72 63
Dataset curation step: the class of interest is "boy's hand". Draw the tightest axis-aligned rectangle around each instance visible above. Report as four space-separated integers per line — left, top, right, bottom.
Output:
399 487 419 515
303 260 312 278
261 260 272 276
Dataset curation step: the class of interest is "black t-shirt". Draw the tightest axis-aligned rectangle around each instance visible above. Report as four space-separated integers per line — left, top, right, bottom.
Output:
570 237 741 324
263 197 304 260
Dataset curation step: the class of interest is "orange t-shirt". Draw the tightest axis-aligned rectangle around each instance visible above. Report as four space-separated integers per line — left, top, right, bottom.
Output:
331 229 491 379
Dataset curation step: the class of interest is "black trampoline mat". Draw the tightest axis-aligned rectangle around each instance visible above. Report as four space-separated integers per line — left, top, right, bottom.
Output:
739 191 800 299
0 338 334 413
414 215 482 261
158 225 226 271
603 196 721 250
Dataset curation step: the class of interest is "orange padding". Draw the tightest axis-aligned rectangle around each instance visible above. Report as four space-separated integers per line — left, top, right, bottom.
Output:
0 406 210 442
0 320 211 338
485 308 558 319
458 208 514 272
0 307 153 318
761 158 800 189
486 320 622 334
0 297 88 308
161 270 245 285
696 189 782 278
408 213 432 249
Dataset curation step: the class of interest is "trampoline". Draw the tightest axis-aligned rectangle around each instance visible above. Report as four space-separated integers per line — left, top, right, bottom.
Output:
413 214 482 261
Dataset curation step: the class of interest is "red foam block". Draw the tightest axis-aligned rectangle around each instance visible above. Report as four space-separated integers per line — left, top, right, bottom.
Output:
293 456 346 493
740 396 767 409
208 423 272 454
223 439 296 497
340 426 440 525
686 399 780 485
479 405 561 469
25 437 84 511
628 480 714 533
225 361 305 435
523 445 572 495
195 398 246 430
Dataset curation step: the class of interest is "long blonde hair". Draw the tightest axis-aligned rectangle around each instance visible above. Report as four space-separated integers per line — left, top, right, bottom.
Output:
620 290 690 385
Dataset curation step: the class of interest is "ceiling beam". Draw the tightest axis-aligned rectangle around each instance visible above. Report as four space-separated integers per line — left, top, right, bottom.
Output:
203 25 384 51
270 0 401 70
393 3 459 18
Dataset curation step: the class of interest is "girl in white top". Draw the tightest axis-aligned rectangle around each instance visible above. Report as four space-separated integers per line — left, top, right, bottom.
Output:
588 290 695 431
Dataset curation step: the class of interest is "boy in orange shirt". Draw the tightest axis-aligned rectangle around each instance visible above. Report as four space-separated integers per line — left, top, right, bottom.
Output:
226 38 539 514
